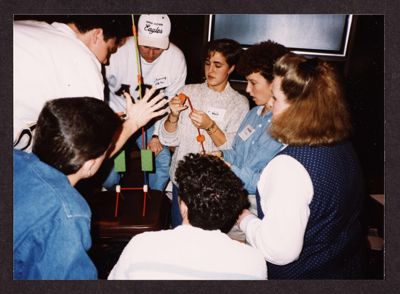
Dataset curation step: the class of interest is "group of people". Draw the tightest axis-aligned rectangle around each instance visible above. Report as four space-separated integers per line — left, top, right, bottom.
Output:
13 14 366 280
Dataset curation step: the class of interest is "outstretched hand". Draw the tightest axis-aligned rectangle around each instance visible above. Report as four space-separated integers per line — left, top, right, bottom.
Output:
123 86 168 134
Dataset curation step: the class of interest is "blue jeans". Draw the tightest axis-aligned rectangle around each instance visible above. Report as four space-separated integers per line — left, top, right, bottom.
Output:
135 124 171 191
171 184 182 228
102 166 121 190
103 124 171 191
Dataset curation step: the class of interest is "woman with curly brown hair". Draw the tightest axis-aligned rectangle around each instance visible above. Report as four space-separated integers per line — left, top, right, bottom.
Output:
238 53 366 279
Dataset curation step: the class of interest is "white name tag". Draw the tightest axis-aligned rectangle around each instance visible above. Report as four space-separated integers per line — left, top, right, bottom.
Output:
206 107 226 122
154 76 168 88
239 125 255 141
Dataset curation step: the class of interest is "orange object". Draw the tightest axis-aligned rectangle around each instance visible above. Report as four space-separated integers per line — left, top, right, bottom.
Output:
197 134 205 142
178 92 187 104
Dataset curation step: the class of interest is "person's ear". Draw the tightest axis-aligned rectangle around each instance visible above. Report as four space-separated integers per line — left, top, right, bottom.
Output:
91 28 104 45
80 159 97 178
179 199 189 221
228 64 235 75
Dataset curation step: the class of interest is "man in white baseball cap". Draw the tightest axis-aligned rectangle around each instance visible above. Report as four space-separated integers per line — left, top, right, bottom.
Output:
138 14 171 50
104 14 187 192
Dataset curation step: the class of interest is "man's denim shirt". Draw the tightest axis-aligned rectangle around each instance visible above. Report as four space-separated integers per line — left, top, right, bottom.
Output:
13 150 97 280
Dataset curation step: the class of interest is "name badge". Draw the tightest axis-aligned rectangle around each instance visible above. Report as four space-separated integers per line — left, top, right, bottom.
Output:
206 107 226 122
239 125 255 141
154 76 168 88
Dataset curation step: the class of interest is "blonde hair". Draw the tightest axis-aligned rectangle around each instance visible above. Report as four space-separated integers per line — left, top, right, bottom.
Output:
270 53 351 146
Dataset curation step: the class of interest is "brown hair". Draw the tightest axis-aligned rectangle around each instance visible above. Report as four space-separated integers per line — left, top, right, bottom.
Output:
204 38 242 68
33 97 122 175
270 53 351 146
236 40 288 82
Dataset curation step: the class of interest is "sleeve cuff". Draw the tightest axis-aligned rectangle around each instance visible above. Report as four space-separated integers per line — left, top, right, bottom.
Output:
239 213 258 233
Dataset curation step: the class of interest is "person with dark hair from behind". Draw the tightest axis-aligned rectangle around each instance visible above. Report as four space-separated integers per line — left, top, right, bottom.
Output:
158 38 249 228
238 53 366 279
13 90 167 280
108 153 267 280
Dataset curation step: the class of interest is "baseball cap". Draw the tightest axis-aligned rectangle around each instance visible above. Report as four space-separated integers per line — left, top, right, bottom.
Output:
138 14 171 50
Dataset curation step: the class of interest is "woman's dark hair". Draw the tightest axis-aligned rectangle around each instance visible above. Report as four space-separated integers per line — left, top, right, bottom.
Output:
204 38 242 67
32 97 122 175
270 53 352 145
236 40 288 82
175 153 249 233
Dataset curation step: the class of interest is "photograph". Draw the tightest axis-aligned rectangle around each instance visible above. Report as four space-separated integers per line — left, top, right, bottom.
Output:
9 11 386 290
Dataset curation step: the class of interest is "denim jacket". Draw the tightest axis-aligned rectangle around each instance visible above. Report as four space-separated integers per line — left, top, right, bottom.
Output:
13 150 97 280
223 106 283 195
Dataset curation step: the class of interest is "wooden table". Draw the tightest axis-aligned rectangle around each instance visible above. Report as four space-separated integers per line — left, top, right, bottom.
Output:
88 189 171 241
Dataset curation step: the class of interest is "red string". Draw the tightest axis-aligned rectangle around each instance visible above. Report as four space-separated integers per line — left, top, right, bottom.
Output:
142 191 147 217
114 187 147 218
184 95 206 154
131 15 147 216
114 191 119 218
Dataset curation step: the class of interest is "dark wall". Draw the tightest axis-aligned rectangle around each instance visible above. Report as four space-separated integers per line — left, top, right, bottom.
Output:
169 15 209 84
343 15 384 193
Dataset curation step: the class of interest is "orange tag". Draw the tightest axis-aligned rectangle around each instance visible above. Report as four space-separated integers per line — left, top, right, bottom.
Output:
196 134 205 143
178 93 187 104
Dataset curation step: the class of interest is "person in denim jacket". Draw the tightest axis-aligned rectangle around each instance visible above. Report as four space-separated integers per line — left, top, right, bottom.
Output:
13 91 167 280
211 41 288 242
213 41 288 206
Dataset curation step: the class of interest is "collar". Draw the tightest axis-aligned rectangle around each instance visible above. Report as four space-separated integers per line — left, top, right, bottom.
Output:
51 22 101 67
256 106 273 119
51 22 77 38
203 81 235 97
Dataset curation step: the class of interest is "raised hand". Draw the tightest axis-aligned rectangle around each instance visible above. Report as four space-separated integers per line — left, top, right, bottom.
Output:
124 86 168 132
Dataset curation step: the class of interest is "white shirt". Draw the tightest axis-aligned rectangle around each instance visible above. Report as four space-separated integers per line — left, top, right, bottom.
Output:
13 21 104 147
105 37 187 134
239 154 314 265
108 225 267 280
159 82 249 183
